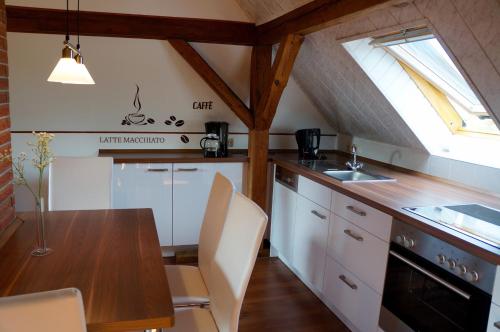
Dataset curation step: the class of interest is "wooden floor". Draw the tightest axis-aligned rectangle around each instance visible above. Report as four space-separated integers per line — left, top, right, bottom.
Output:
163 257 349 331
239 258 349 332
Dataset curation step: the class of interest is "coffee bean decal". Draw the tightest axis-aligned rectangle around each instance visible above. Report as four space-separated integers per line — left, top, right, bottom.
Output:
180 135 189 144
164 115 185 128
121 84 156 126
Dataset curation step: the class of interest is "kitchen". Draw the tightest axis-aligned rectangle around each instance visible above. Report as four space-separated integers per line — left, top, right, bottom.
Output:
0 0 499 331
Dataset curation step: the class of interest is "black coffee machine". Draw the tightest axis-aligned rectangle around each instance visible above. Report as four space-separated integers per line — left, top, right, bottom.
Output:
295 128 321 160
200 122 229 157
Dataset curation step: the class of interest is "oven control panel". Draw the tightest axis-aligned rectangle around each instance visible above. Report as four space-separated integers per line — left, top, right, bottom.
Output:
391 220 496 294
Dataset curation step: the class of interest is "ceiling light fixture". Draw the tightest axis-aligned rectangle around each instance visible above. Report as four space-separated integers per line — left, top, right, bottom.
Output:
47 0 95 85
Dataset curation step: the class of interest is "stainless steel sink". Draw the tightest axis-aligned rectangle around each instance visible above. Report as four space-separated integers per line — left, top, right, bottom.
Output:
323 170 395 183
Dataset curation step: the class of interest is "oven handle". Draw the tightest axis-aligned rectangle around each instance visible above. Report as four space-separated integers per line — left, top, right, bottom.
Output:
389 250 471 300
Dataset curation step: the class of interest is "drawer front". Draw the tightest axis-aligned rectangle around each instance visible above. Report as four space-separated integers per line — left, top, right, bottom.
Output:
488 303 500 332
328 214 389 294
292 196 330 292
298 176 332 210
333 192 392 241
323 256 382 332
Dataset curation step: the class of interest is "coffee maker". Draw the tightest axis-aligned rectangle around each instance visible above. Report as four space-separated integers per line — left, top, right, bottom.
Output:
200 122 229 157
295 128 321 160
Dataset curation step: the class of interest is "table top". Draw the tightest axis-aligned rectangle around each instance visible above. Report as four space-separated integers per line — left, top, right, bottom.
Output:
0 209 174 331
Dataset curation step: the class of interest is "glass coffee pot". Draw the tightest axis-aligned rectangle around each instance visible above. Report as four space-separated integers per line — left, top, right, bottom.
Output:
200 133 220 157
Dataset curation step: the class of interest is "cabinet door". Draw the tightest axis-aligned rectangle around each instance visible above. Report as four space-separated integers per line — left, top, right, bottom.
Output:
270 182 297 264
292 195 330 292
113 163 173 246
323 256 382 332
172 163 243 246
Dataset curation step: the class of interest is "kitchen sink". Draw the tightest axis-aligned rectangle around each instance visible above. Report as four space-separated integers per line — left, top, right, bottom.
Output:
323 170 395 183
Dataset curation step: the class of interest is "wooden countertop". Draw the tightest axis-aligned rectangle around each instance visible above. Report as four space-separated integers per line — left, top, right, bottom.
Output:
272 154 500 265
99 149 249 163
0 209 174 331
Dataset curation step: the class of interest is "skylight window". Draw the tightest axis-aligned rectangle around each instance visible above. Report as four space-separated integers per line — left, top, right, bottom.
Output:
343 28 500 168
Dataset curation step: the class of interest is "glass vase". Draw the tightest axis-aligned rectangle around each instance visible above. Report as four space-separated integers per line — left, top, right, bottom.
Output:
31 197 53 256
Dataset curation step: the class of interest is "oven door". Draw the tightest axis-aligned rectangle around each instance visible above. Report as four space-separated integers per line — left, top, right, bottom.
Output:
380 244 491 332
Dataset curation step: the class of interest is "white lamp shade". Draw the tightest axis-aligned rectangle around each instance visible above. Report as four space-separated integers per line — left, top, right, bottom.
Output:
47 58 95 85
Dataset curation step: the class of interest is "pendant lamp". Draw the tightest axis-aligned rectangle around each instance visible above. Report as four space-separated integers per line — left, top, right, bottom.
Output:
47 0 95 84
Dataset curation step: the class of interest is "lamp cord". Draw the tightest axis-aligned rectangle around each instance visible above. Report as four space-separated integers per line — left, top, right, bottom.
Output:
77 0 80 49
65 0 69 42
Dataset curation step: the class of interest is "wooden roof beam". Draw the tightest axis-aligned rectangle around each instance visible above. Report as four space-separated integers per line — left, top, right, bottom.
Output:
257 0 406 45
6 6 257 46
168 40 254 129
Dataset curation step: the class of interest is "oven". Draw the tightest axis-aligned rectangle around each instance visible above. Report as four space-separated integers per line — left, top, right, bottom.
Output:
379 220 495 332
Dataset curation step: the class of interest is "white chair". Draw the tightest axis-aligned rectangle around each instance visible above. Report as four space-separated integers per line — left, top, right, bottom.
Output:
168 192 268 332
165 172 235 306
0 288 87 332
48 157 113 211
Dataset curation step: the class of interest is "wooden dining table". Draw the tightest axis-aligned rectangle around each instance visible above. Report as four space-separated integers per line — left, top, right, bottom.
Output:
0 208 174 331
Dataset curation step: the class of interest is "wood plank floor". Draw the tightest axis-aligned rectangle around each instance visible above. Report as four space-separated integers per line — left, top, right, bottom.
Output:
163 257 349 331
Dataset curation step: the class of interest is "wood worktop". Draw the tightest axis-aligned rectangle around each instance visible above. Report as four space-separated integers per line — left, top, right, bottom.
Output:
272 153 500 265
99 149 249 163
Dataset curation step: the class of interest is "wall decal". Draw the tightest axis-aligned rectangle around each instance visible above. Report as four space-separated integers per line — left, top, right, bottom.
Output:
164 115 185 127
193 101 213 110
99 136 166 144
121 84 156 126
180 135 190 144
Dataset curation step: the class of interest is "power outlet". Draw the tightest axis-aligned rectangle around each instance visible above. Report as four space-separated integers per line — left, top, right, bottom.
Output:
228 138 234 147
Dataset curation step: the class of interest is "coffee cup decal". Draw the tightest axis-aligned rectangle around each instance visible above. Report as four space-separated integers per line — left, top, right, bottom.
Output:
121 84 156 126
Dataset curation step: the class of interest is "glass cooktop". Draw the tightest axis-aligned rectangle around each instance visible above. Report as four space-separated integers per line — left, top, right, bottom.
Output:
404 204 500 248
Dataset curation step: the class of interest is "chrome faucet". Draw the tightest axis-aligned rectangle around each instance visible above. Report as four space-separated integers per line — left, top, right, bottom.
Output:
346 144 363 171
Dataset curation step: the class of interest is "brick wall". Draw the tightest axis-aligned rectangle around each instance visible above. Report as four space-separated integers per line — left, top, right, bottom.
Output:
0 0 14 233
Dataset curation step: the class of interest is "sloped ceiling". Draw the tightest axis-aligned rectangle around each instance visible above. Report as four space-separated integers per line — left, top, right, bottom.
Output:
235 0 500 151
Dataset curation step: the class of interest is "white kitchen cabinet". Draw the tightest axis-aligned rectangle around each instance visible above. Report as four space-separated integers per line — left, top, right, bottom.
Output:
323 256 382 332
172 163 243 246
327 214 389 294
113 163 173 246
270 181 297 264
292 195 330 292
488 303 500 332
298 175 332 210
493 266 500 305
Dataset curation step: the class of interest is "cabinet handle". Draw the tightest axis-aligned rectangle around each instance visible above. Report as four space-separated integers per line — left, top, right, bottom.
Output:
146 168 169 172
346 205 367 216
344 229 363 242
175 168 199 172
494 322 500 329
339 275 358 290
311 210 327 220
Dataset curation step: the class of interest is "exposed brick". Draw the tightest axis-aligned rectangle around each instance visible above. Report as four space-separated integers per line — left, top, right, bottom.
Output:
0 51 7 65
0 117 9 130
0 182 13 203
0 129 9 145
0 37 7 51
0 64 7 77
0 92 8 103
0 103 7 116
0 168 11 187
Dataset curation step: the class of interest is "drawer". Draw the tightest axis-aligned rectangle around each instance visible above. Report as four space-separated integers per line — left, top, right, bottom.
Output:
488 303 500 332
298 175 332 210
323 256 382 332
333 192 392 241
327 214 389 294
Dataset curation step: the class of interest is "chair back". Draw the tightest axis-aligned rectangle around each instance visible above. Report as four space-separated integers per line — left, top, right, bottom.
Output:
209 192 268 332
49 157 113 211
0 288 87 332
198 172 235 290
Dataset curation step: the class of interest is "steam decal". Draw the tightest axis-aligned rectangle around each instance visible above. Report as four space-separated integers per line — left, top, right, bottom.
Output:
121 85 156 126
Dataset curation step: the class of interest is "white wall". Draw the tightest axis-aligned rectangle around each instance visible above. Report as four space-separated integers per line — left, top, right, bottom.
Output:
7 0 337 210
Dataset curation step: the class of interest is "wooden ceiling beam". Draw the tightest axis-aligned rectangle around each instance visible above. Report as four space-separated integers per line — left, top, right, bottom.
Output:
168 40 254 129
257 0 404 45
255 34 304 130
6 6 257 46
